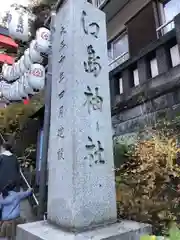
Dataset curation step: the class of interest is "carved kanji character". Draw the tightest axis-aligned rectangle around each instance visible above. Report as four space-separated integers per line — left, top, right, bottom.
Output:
84 45 101 77
84 86 103 114
84 137 105 166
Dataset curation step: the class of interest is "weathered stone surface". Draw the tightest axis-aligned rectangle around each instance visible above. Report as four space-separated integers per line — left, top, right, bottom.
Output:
48 0 116 230
112 88 180 136
112 64 180 115
17 221 152 240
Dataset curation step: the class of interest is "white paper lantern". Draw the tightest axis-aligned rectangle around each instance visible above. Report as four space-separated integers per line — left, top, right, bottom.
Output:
23 73 35 95
0 81 10 90
29 40 43 63
2 63 9 80
8 82 18 100
8 4 35 22
0 81 9 89
7 63 20 81
18 77 28 98
8 67 15 81
2 64 14 82
35 27 51 53
8 82 22 101
13 62 21 78
24 48 32 70
3 60 21 82
1 81 11 99
8 10 30 42
2 63 8 74
28 64 45 91
19 56 27 74
2 88 10 100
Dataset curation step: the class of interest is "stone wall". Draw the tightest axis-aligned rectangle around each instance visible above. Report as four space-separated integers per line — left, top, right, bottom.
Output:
112 88 180 137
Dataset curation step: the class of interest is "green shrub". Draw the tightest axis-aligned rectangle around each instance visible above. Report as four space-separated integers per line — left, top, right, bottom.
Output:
116 128 180 235
113 137 132 171
141 224 180 239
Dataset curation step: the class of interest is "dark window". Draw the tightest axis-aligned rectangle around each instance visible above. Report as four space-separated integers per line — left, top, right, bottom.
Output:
127 2 157 57
108 32 129 66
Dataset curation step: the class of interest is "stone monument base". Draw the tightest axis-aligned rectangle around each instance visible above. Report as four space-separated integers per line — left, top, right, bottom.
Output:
16 220 151 240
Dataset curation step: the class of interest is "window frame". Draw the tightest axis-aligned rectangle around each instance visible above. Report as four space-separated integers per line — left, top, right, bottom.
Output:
158 0 180 24
108 30 129 62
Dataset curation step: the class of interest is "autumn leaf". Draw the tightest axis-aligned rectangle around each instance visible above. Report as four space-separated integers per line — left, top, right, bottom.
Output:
115 124 180 234
140 236 155 240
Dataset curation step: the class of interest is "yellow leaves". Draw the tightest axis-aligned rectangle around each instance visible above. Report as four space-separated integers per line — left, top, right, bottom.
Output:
116 128 180 234
149 236 156 240
140 236 157 240
132 135 178 170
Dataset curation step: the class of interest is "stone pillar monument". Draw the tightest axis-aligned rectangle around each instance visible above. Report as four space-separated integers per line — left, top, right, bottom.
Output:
17 1 151 239
47 0 117 230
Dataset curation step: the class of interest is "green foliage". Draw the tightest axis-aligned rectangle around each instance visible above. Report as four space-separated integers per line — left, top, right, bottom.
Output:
113 141 130 169
140 224 180 239
0 97 43 169
18 144 36 169
116 125 180 235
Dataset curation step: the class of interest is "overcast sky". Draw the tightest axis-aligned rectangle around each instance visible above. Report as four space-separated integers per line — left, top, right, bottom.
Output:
0 0 30 14
164 0 180 22
0 0 30 22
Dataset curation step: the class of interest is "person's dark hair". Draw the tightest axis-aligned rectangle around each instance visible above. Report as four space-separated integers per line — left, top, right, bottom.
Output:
1 182 16 198
2 141 12 152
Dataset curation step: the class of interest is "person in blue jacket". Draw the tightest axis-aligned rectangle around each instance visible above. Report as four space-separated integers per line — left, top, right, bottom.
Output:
0 182 32 240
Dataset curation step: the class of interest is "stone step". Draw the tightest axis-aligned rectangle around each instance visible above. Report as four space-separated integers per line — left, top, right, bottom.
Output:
17 220 152 240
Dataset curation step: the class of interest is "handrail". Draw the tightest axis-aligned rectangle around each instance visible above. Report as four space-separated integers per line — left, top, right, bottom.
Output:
109 51 129 66
20 169 39 206
156 19 174 32
0 133 39 206
156 19 174 37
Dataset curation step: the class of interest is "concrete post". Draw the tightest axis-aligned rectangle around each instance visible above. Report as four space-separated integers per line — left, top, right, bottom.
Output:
137 57 149 84
156 45 170 74
175 13 180 54
122 69 131 92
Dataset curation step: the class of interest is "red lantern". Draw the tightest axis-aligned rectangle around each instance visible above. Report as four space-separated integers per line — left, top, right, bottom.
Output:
23 99 29 105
